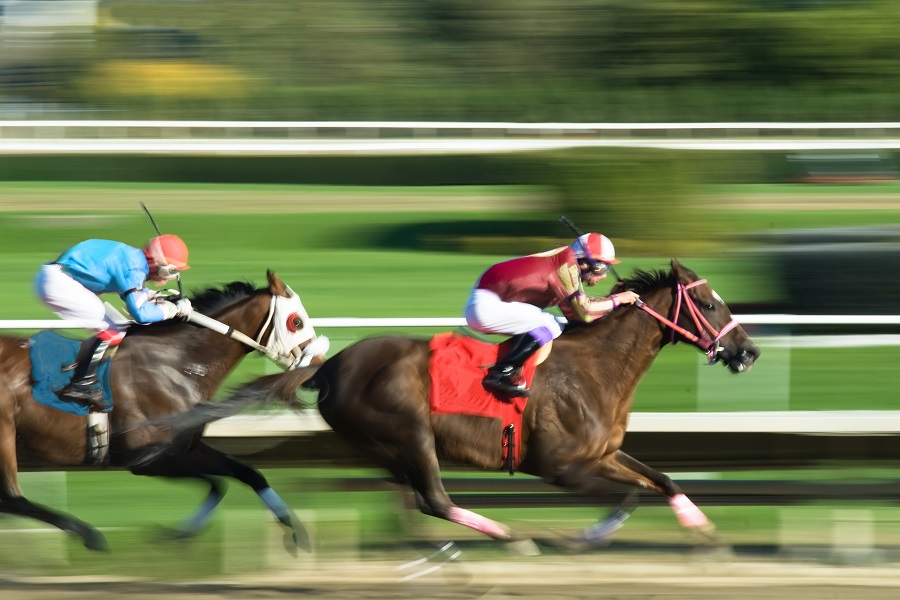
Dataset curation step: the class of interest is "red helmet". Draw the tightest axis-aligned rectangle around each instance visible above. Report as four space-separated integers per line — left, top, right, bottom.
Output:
146 234 190 270
572 232 619 264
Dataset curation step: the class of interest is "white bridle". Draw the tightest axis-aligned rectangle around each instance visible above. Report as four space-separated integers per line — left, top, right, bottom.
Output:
187 286 329 369
254 285 329 368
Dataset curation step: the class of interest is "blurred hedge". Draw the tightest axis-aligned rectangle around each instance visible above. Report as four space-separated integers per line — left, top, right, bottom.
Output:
0 150 796 257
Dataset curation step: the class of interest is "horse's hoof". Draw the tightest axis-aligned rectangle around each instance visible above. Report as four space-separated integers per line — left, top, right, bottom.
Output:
282 531 299 557
282 518 314 554
149 524 199 544
506 538 541 556
83 531 109 551
693 543 736 562
690 522 725 546
539 529 610 554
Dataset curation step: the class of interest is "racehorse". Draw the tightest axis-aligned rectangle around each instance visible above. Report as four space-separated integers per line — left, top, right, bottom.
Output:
180 260 760 551
0 270 326 551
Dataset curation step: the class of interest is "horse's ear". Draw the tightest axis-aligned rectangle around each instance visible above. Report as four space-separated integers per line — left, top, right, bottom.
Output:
671 259 691 283
670 259 699 283
267 270 289 297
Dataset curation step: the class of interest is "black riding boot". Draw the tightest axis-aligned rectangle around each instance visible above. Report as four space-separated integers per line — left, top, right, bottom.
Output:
59 337 110 408
483 333 541 400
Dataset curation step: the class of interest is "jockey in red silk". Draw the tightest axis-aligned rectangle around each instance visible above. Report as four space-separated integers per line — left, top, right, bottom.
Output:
464 232 640 399
34 235 193 405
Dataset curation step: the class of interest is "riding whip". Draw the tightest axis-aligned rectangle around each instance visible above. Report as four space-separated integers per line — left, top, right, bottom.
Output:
140 202 184 296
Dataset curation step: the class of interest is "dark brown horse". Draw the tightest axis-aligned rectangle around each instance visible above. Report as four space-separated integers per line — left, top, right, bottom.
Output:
0 270 326 550
188 260 759 550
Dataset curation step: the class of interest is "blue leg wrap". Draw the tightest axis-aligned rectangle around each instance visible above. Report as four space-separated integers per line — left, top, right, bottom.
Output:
259 487 291 523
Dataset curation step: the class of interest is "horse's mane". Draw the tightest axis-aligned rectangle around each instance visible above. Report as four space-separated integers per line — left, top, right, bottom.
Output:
562 267 676 334
189 281 258 314
615 268 677 295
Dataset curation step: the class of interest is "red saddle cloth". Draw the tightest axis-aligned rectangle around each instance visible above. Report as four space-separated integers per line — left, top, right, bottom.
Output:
428 332 539 467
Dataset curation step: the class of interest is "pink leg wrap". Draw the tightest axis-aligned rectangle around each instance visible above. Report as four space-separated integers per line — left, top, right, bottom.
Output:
446 506 509 539
668 493 708 528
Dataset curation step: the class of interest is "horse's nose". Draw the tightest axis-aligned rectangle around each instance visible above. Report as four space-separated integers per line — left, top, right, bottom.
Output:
742 344 761 365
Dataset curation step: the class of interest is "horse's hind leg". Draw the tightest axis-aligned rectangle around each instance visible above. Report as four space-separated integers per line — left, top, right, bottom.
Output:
0 490 108 551
0 415 107 550
387 430 514 544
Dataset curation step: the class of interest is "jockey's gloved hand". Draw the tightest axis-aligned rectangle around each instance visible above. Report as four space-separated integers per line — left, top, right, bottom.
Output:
160 288 183 301
150 288 182 303
175 297 193 319
156 300 179 320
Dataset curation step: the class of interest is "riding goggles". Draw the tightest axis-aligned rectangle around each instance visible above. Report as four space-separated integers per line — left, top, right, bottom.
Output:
583 261 609 277
156 264 182 280
592 262 610 276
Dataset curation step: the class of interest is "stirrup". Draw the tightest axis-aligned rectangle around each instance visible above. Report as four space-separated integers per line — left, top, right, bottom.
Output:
483 370 530 399
59 377 101 402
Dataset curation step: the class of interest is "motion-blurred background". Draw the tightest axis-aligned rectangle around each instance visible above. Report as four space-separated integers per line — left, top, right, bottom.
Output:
2 0 900 585
6 0 900 123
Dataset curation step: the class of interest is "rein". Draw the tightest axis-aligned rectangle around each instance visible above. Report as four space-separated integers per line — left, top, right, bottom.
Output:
186 295 300 369
635 279 739 364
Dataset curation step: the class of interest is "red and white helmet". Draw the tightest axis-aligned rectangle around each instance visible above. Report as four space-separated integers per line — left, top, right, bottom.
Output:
146 234 191 271
572 232 619 265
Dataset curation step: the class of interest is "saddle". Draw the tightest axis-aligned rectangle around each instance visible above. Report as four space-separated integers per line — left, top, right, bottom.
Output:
29 301 132 416
29 330 116 416
427 332 549 471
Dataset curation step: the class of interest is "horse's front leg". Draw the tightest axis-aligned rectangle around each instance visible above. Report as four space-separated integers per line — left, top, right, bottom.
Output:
128 441 310 552
552 450 718 545
603 450 715 537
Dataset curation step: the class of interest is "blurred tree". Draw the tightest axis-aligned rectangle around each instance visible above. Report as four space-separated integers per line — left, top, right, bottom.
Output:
4 0 900 121
530 148 701 256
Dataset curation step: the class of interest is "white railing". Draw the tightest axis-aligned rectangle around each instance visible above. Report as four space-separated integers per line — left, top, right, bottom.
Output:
4 121 900 154
203 410 900 438
4 314 900 329
5 120 900 136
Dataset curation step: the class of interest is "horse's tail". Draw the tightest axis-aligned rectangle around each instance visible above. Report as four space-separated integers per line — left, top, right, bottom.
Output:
142 365 322 436
224 365 321 411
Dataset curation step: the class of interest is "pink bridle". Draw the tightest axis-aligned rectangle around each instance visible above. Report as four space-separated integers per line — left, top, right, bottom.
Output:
635 279 740 364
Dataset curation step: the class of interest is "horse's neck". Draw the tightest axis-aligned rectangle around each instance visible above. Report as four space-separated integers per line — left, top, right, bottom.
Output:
209 293 271 345
586 284 675 378
174 293 270 378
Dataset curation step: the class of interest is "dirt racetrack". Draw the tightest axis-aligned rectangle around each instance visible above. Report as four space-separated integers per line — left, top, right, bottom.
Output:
3 550 900 600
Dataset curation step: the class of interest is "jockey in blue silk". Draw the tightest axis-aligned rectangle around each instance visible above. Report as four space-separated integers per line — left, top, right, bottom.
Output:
34 235 193 406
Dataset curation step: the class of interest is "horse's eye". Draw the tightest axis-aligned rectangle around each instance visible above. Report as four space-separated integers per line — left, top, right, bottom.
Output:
704 303 715 311
286 313 303 333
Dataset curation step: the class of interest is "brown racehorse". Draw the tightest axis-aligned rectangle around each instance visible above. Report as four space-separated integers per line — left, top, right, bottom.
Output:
0 270 325 551
182 260 760 551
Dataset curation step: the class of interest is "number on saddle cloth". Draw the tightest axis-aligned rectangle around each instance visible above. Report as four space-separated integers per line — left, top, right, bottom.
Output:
28 330 115 416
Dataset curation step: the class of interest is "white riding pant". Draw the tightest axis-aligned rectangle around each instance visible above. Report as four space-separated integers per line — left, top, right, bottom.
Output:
464 288 562 339
35 264 113 333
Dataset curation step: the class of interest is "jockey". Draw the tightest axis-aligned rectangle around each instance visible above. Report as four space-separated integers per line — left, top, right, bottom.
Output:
464 232 640 399
34 235 193 405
